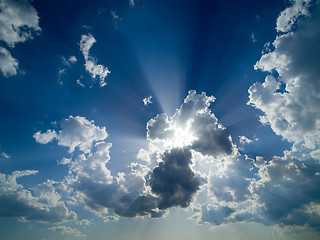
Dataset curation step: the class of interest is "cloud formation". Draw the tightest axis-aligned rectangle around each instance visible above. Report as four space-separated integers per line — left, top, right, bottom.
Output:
249 0 320 147
0 0 40 47
32 89 237 221
80 34 111 87
34 116 108 153
147 90 234 156
0 170 76 223
0 47 18 77
198 0 320 229
149 148 201 209
143 96 152 106
0 0 40 77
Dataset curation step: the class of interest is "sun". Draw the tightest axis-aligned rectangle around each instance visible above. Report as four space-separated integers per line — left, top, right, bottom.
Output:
167 120 196 148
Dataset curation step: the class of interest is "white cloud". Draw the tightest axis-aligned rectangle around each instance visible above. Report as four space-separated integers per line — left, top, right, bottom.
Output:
34 116 108 153
1 152 11 159
80 34 111 87
0 0 40 47
0 0 40 77
143 96 152 106
110 10 121 28
239 135 253 145
0 47 18 77
76 219 91 226
48 225 85 237
129 0 135 7
251 32 256 42
68 56 77 63
34 129 57 144
146 90 234 156
76 78 85 88
136 148 151 164
62 56 77 67
195 0 320 229
57 68 66 85
0 171 76 224
249 1 320 149
276 0 312 33
35 116 160 218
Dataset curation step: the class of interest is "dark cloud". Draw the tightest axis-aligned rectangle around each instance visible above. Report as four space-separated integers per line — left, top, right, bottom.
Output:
149 148 201 209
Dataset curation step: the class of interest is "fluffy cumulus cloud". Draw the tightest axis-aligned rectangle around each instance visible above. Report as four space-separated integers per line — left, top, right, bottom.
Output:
194 0 320 229
249 0 320 148
31 89 238 221
0 0 40 47
21 3 320 227
80 34 111 87
0 0 40 77
34 116 108 153
0 170 76 223
34 116 162 219
0 47 18 77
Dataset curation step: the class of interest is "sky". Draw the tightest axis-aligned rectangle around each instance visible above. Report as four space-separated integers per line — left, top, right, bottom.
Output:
0 0 320 239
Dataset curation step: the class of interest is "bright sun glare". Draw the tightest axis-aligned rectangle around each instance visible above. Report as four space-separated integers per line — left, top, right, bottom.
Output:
168 120 196 148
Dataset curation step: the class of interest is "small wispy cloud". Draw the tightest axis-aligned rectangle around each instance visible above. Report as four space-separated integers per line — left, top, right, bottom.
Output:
1 152 11 159
129 0 135 7
143 96 152 106
110 10 121 28
251 32 256 42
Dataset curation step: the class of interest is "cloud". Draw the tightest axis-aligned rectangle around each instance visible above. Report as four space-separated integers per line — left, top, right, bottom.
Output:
0 0 40 77
250 154 320 227
80 34 111 87
34 116 162 218
200 204 235 225
0 152 11 159
143 96 152 106
198 0 320 229
276 0 312 33
57 68 66 85
239 136 252 145
0 47 18 77
0 0 40 47
33 129 57 144
147 90 234 156
110 10 121 28
0 171 76 224
61 56 77 67
34 96 233 219
251 32 256 42
149 148 201 209
249 1 320 149
129 0 135 7
68 56 77 64
34 116 108 153
48 225 85 237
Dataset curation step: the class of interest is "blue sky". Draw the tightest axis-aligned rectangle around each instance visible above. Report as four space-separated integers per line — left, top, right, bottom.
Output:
1 0 320 239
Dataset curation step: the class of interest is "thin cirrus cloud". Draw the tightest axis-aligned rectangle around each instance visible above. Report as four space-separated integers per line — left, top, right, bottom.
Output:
0 0 40 77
